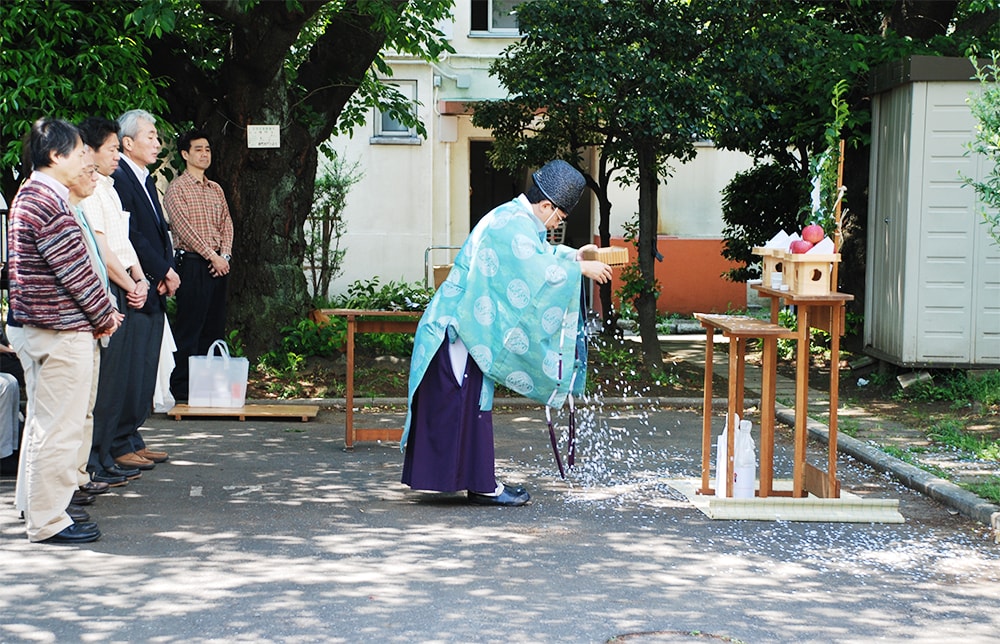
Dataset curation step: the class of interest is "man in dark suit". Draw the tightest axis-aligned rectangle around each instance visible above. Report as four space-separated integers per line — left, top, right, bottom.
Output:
110 109 179 472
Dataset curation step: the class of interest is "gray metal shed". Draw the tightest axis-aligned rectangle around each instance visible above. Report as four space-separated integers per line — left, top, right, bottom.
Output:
865 55 1000 368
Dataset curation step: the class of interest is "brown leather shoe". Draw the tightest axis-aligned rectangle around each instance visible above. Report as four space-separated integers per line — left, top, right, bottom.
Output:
115 452 155 471
135 447 169 463
80 481 110 495
72 489 95 506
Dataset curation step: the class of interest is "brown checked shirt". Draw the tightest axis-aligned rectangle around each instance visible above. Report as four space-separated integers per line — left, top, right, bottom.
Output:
163 170 233 260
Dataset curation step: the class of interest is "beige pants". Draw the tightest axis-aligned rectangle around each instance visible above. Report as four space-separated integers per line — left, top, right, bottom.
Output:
9 326 98 542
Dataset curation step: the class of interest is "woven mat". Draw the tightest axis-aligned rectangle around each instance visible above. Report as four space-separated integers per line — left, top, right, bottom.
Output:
664 478 904 523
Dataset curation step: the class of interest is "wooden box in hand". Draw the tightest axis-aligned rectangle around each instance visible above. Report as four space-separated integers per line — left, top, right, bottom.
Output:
580 246 630 266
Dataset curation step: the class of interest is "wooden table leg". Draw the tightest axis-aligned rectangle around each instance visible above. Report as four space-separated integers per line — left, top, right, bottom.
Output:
726 335 740 497
828 304 841 497
793 306 810 497
700 327 714 494
345 314 356 449
759 335 777 497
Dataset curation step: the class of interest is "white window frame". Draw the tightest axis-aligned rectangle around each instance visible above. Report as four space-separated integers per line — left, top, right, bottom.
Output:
371 80 420 144
471 0 526 36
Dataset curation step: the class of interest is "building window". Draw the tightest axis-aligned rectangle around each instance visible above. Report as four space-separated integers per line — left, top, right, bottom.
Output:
372 80 420 144
471 0 525 34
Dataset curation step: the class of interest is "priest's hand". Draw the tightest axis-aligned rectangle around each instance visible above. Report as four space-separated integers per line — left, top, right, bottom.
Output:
580 260 612 284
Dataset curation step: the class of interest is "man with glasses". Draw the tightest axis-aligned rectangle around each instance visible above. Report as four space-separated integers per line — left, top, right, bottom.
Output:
400 160 612 506
7 119 121 543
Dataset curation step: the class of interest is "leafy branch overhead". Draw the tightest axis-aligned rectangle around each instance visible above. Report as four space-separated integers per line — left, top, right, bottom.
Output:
963 53 1000 246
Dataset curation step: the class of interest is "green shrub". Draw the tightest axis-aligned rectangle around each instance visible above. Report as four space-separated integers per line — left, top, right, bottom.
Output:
720 162 810 282
280 318 345 357
897 369 1000 408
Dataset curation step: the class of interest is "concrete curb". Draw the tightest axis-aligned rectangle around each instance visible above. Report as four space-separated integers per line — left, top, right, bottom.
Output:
775 405 1000 530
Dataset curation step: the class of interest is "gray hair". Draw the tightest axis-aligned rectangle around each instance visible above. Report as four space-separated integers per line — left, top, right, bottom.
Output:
117 109 157 140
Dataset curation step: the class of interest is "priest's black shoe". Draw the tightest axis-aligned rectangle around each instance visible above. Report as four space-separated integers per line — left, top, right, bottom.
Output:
468 486 531 506
40 522 101 544
66 504 90 523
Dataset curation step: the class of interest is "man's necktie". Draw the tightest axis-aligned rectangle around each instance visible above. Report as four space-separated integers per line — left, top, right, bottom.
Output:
144 174 163 224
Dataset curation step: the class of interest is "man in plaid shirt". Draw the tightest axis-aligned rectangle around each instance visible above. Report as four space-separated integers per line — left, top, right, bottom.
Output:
163 129 234 402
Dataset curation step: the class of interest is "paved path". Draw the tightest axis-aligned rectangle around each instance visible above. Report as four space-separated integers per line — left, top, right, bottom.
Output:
2 404 999 643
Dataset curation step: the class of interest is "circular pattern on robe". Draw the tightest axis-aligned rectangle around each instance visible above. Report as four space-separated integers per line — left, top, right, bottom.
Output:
511 233 537 260
489 210 512 228
540 306 565 335
506 279 531 309
468 344 493 372
542 350 563 381
412 342 428 367
476 247 500 277
561 309 577 332
503 327 530 355
504 370 534 395
473 296 496 326
544 264 568 287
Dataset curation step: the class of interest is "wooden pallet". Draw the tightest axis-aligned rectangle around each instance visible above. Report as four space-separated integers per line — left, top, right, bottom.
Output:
167 403 320 422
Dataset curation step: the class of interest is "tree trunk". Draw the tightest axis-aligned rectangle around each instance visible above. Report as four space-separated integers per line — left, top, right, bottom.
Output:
145 0 401 358
595 154 617 335
635 141 663 369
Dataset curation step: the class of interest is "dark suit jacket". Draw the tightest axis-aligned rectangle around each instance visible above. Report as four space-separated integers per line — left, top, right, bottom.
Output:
112 162 175 315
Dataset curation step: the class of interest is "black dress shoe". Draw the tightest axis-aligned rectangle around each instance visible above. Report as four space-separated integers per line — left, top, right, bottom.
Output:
66 503 90 523
40 522 101 544
91 470 128 487
106 463 141 480
81 481 111 494
71 490 95 506
468 486 531 507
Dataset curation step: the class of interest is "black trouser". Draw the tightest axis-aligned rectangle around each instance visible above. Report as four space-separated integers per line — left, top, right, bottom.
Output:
169 253 229 400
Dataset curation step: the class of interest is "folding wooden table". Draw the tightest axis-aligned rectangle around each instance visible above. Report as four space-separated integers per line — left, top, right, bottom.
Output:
320 309 422 449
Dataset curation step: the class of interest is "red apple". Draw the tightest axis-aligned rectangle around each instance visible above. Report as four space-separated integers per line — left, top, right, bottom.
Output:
801 224 825 244
789 239 814 254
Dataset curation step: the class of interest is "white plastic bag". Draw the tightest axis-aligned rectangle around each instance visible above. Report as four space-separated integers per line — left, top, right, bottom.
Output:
188 339 248 408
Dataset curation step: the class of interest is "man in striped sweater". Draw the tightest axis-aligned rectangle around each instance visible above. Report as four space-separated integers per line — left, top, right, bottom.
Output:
7 118 122 544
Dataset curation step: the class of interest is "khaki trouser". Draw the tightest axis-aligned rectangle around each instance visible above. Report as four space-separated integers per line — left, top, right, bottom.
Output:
8 326 98 542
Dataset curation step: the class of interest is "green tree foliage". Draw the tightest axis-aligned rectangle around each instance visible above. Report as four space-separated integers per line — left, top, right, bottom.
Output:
0 0 166 199
963 52 1000 246
720 162 810 282
711 0 999 289
0 0 453 356
478 0 713 369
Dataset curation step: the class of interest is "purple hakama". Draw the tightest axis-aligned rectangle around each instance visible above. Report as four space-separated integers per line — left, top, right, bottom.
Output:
401 339 496 494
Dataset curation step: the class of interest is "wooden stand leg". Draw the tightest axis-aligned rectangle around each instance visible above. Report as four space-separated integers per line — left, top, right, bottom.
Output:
700 327 714 494
345 315 356 449
793 306 810 497
726 338 740 497
828 305 841 497
759 336 777 497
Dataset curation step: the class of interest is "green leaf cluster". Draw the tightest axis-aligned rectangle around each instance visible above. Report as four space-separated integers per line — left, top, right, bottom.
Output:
963 52 1000 246
0 0 167 198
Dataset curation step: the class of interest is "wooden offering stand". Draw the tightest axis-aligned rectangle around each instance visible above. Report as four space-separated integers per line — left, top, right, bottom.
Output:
314 309 422 449
696 286 853 500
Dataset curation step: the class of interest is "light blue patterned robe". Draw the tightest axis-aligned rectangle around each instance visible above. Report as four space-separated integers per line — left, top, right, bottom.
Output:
402 197 588 449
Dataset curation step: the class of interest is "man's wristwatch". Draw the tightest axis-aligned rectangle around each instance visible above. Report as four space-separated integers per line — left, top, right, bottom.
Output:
222 254 231 261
